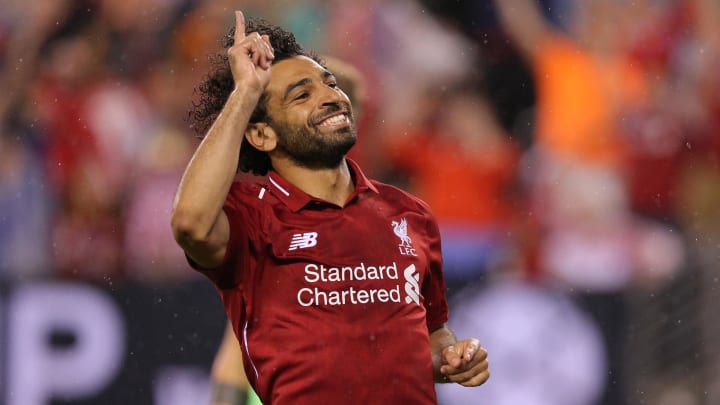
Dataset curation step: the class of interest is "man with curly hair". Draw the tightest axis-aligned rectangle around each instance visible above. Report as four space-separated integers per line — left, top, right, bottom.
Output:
171 11 489 405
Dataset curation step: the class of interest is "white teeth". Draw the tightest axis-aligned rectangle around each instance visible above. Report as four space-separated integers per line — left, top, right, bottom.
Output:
319 114 347 126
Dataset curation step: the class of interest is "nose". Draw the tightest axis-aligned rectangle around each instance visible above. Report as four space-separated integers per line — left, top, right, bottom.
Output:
318 84 348 108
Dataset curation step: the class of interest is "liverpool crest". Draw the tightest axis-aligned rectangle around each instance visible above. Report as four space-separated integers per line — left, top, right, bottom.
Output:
392 218 418 256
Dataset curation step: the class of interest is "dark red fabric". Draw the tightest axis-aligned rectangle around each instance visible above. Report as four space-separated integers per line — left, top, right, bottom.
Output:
192 159 448 405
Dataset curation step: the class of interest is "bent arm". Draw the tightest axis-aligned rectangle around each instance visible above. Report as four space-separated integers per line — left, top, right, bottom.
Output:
171 11 272 269
171 88 259 268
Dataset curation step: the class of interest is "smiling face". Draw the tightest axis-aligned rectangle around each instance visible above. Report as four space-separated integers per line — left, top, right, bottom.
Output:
263 56 357 169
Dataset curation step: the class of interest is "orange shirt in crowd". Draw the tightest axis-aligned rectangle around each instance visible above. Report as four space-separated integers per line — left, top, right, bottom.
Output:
386 129 519 226
532 34 649 168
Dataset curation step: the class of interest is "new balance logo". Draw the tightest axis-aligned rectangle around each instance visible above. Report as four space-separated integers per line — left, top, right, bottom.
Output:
288 232 318 250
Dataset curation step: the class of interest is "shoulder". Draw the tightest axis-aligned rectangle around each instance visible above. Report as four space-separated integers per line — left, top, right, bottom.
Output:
370 179 442 241
370 179 435 216
226 180 271 209
228 180 264 198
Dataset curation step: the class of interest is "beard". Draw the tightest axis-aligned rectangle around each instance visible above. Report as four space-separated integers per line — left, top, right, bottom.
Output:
270 113 357 169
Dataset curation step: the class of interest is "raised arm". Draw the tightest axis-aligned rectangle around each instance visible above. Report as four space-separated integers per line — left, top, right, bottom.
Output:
492 0 552 59
171 11 274 268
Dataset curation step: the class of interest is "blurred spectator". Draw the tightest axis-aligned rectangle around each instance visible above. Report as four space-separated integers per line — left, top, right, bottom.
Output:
29 20 153 279
122 54 202 281
0 131 51 278
493 0 685 293
616 0 719 225
383 84 522 287
0 1 72 121
489 2 696 404
95 0 189 79
0 1 72 279
123 128 196 281
366 0 478 129
322 0 478 176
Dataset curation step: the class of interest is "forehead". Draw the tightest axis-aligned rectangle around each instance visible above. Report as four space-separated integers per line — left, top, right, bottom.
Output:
266 56 328 98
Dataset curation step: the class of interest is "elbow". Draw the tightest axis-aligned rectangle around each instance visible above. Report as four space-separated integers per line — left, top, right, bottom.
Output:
170 207 211 246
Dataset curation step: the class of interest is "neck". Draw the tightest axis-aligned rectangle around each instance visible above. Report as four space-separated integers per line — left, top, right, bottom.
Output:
273 157 354 206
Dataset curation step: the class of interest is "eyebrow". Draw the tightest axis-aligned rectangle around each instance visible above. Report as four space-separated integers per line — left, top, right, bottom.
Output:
282 70 335 102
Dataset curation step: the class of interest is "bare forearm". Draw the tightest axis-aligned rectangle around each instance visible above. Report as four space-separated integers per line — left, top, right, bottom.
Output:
429 324 457 383
172 89 258 243
210 323 251 405
493 0 548 57
173 11 274 267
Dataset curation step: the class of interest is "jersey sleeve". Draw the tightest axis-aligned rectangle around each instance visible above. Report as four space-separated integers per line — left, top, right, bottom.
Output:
186 182 263 290
420 204 449 330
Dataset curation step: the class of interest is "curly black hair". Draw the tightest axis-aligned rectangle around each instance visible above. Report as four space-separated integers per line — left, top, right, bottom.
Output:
189 18 323 175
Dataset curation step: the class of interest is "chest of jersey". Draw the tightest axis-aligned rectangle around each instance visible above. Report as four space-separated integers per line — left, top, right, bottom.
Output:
246 195 431 321
230 186 442 404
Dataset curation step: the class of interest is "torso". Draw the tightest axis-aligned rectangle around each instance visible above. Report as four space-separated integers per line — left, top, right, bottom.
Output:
205 163 447 405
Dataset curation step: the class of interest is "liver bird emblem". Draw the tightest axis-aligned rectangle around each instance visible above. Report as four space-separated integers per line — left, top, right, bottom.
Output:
391 218 412 246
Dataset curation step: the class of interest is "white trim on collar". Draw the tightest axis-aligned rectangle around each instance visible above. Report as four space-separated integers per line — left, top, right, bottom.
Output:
268 176 290 197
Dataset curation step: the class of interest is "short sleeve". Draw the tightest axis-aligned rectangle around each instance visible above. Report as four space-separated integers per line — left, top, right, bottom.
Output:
420 207 449 330
186 182 262 289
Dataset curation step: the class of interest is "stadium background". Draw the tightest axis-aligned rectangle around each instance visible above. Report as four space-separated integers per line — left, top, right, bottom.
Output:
0 0 718 404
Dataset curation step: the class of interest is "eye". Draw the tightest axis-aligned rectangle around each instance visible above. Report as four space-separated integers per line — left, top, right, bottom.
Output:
294 92 309 101
328 82 338 88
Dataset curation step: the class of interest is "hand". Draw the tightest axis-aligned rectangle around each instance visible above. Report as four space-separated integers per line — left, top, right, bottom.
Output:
440 338 490 387
228 11 275 93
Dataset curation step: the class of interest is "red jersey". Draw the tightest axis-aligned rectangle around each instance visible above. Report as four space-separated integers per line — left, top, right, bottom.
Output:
194 159 448 405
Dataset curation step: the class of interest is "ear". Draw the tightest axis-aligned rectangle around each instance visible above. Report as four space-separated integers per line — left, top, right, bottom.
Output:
244 122 277 152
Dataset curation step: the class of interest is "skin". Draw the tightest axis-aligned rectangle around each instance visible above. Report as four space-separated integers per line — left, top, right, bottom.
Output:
210 324 250 405
171 10 489 393
259 55 357 180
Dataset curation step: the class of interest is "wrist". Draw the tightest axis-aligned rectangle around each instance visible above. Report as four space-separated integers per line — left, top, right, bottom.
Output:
218 88 263 126
230 83 263 104
210 382 248 405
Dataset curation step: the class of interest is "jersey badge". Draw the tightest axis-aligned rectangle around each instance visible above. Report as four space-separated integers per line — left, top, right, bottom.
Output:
392 218 418 257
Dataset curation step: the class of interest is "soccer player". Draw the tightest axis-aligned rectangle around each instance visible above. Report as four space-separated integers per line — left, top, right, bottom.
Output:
207 55 367 405
171 11 489 404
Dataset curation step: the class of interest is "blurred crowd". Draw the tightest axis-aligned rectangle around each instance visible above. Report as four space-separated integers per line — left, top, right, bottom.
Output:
1 0 719 404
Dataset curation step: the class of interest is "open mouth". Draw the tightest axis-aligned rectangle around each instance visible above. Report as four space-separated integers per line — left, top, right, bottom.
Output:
315 112 351 129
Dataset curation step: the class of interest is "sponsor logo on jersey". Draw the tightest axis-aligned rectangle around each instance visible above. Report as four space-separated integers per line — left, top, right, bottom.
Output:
391 218 418 257
296 262 422 307
403 264 420 305
288 232 318 250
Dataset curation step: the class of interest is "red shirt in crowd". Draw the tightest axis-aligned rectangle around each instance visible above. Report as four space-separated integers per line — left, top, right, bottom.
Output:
192 159 449 405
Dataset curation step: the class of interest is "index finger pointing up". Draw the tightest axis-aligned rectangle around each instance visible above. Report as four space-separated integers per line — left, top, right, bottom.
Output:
234 11 246 43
